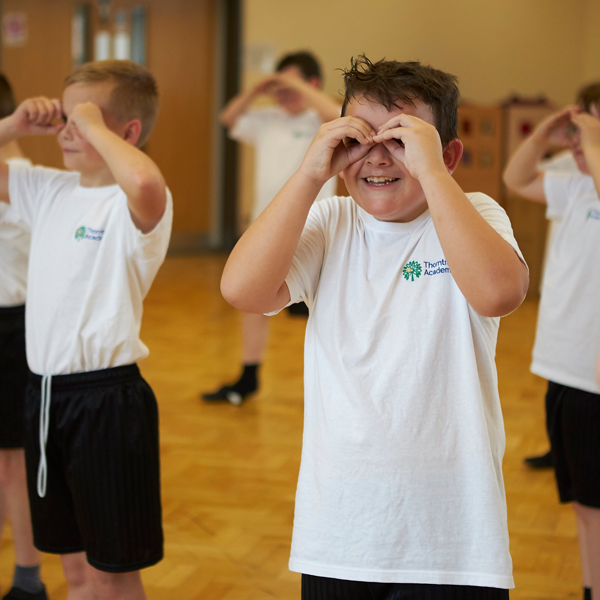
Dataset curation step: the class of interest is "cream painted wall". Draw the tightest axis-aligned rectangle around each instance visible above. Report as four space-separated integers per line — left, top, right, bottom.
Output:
583 0 600 83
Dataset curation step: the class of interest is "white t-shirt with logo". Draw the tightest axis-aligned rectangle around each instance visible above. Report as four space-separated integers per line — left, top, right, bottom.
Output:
231 106 337 221
0 158 32 307
7 163 173 375
275 193 523 588
531 173 600 394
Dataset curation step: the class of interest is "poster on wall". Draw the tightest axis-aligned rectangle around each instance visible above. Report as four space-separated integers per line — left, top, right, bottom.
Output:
2 12 27 47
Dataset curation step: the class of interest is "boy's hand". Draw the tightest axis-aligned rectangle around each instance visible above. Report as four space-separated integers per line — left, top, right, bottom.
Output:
298 116 374 185
571 108 600 152
531 106 579 147
252 75 282 97
373 114 446 181
10 97 64 137
67 102 107 140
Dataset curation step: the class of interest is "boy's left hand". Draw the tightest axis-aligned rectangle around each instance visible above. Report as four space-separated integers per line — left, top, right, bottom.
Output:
571 107 600 152
372 115 446 181
67 102 107 140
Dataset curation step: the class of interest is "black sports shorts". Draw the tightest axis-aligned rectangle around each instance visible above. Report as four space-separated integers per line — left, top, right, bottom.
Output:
301 575 509 600
24 363 163 572
0 305 27 448
546 380 600 508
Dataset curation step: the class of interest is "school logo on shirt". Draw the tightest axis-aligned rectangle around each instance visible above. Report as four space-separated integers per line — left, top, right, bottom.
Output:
74 225 104 242
403 259 451 281
586 208 600 221
403 261 422 281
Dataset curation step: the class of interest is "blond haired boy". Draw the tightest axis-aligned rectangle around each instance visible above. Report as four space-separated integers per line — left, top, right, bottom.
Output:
0 60 172 600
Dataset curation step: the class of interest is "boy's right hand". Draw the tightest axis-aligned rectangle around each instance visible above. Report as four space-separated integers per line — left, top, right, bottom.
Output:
9 97 64 137
298 117 375 185
531 106 579 147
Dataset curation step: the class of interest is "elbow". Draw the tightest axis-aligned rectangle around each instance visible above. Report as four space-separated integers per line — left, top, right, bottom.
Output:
471 266 529 318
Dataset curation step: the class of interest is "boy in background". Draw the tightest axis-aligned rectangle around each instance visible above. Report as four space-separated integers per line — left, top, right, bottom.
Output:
0 60 172 600
222 56 528 598
0 74 47 600
203 51 340 405
504 84 600 600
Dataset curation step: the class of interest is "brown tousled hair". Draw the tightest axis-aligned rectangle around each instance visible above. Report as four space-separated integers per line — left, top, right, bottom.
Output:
341 55 459 147
65 59 159 147
577 82 600 114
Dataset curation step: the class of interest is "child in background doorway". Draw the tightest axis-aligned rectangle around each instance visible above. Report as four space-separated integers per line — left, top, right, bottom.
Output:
202 50 340 405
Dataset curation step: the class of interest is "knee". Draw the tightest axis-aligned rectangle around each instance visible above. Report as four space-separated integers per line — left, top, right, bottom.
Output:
89 570 142 600
61 553 89 589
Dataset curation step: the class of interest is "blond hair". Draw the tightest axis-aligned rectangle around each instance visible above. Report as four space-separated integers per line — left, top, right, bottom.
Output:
65 59 159 147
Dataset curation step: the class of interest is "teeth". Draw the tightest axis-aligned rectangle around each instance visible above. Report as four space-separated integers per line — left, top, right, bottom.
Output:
366 176 395 183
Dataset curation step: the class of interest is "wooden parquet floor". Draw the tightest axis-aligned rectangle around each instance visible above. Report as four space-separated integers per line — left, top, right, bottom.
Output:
0 255 582 599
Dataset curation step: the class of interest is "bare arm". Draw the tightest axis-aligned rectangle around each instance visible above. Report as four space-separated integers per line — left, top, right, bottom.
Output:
503 107 576 203
571 107 600 195
222 117 375 313
275 73 341 122
68 103 166 233
375 115 529 317
218 76 280 129
0 97 63 203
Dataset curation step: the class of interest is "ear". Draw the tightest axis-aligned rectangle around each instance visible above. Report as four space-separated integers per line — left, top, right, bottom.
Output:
122 119 143 146
442 138 463 174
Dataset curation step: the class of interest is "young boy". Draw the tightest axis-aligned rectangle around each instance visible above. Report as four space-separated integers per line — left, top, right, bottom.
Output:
504 84 600 600
221 56 528 598
0 73 47 600
203 51 340 405
0 60 172 600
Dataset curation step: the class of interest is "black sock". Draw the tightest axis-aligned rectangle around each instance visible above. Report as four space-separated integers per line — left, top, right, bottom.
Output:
230 364 259 396
584 587 592 600
13 564 44 594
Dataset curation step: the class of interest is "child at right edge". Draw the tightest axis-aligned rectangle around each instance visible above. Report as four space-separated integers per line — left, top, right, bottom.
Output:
504 85 600 600
221 56 529 599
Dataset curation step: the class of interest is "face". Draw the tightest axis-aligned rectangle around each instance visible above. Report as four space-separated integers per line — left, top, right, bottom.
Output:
58 81 123 177
341 95 436 222
570 103 600 175
274 66 311 114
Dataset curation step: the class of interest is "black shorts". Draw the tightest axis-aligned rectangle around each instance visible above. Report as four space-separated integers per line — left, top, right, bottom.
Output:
0 305 28 448
301 575 509 600
546 381 600 507
24 364 163 573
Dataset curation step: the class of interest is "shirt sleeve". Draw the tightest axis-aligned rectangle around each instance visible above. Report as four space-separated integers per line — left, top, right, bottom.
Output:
7 164 64 228
468 192 526 265
543 172 577 219
271 200 330 314
229 110 263 145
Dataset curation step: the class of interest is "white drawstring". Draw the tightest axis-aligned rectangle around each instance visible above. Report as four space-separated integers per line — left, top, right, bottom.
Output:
37 375 52 498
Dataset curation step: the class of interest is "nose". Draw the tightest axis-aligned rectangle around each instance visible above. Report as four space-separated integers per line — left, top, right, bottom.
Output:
366 142 393 166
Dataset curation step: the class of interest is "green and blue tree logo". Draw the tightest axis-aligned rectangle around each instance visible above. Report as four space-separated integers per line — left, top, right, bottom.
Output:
75 226 86 241
403 260 422 282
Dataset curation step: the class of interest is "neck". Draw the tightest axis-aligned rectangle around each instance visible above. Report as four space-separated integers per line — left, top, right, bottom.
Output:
0 140 25 162
78 166 117 187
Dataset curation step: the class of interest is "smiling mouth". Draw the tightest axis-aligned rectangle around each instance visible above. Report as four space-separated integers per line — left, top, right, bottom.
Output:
364 176 399 186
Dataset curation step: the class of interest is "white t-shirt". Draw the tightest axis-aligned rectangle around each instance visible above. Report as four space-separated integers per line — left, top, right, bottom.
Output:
7 163 173 375
0 158 32 307
231 106 337 221
531 173 600 394
276 194 523 588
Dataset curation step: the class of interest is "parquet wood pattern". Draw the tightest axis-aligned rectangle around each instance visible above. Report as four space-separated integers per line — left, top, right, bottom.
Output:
0 255 581 599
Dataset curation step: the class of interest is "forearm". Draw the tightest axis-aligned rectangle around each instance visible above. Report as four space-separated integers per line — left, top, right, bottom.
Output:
222 171 322 313
299 86 341 122
219 89 258 129
422 170 528 316
86 125 165 227
503 135 548 192
583 145 600 195
0 117 19 203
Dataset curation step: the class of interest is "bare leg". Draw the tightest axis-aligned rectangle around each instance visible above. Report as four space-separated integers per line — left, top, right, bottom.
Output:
61 553 95 600
88 565 146 600
0 448 40 565
242 312 270 364
573 502 600 596
0 481 6 541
